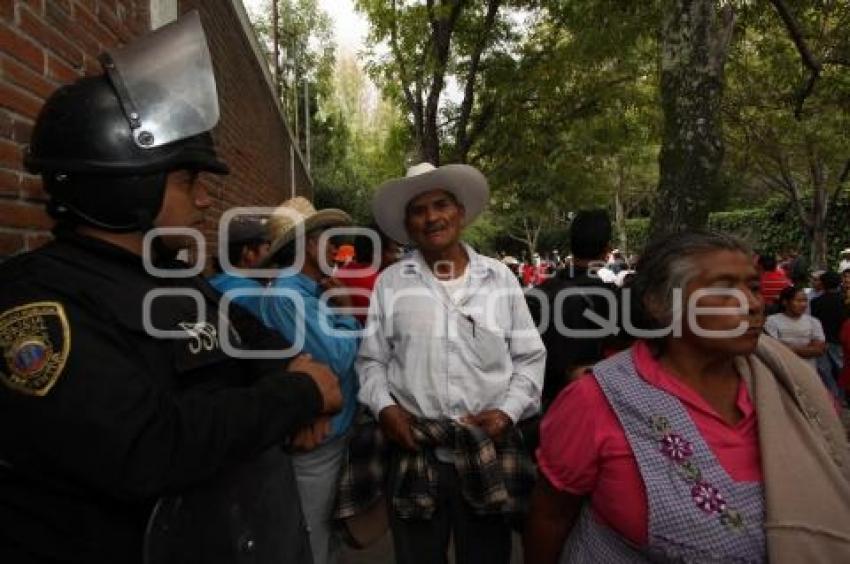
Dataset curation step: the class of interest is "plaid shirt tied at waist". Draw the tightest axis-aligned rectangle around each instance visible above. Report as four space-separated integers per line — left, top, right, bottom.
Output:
334 415 535 521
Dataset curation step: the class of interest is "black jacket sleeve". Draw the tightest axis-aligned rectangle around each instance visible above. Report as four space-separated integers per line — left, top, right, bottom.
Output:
0 295 323 503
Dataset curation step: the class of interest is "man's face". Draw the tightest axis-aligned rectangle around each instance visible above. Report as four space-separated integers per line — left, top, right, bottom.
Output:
404 189 465 253
241 240 271 269
306 229 337 272
153 169 210 250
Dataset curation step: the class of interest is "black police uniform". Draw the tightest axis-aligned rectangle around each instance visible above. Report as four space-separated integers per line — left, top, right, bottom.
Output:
0 229 320 563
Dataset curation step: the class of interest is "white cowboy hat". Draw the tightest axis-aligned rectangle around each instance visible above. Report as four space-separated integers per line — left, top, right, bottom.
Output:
372 162 489 245
841 248 850 255
264 196 351 262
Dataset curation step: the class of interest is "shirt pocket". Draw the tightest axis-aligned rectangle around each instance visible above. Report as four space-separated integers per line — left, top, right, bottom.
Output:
466 318 509 374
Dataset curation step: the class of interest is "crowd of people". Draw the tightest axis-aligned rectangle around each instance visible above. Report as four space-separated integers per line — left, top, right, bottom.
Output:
2 12 850 564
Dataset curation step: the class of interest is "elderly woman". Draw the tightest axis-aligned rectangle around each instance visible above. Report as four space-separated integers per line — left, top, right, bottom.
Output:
524 232 850 563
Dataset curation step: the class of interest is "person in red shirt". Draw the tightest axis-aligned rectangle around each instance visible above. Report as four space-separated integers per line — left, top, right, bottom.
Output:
758 253 791 314
336 224 402 324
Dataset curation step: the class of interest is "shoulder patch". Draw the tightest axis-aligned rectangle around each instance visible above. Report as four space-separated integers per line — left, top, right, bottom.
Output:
0 301 70 396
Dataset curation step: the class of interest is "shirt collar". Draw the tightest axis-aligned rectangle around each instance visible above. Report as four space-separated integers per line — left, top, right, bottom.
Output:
632 340 755 426
404 242 497 281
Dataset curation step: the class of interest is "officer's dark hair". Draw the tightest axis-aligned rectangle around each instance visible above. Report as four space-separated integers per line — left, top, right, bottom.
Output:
629 231 752 334
777 285 805 313
821 270 842 291
758 254 777 271
570 209 612 260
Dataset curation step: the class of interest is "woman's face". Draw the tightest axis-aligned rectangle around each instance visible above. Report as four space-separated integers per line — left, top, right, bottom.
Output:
785 290 808 317
677 250 764 356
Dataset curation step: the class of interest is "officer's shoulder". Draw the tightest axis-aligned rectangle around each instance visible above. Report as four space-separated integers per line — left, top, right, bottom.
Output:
0 242 117 316
0 249 77 398
0 245 65 293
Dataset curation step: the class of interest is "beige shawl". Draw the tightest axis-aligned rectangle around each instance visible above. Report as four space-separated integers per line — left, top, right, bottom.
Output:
734 336 850 563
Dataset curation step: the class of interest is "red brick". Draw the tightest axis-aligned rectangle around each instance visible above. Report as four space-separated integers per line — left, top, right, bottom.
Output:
49 0 72 16
20 1 43 15
73 1 118 49
0 109 12 137
98 4 132 43
0 167 18 196
20 173 46 202
74 0 97 15
2 55 55 99
0 200 51 229
19 7 83 68
0 137 21 168
25 231 52 250
46 1 99 56
0 0 12 22
0 22 45 73
0 231 25 256
82 53 100 76
46 52 79 83
0 82 43 120
12 118 33 144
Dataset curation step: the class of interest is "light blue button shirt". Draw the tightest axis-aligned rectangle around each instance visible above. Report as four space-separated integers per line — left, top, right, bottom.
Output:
357 243 546 423
208 272 264 319
261 273 360 439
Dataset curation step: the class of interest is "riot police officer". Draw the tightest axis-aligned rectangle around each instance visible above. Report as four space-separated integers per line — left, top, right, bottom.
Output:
0 12 338 564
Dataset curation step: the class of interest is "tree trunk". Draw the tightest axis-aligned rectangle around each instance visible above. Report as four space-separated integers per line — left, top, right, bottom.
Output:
809 145 829 269
650 0 735 239
615 166 628 255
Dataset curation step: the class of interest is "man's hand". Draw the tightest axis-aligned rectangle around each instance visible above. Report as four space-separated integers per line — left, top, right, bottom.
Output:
288 354 342 414
378 404 418 451
319 276 353 309
462 409 513 440
290 417 332 451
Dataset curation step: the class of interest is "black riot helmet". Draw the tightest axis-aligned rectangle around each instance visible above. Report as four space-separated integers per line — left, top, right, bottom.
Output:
24 11 229 232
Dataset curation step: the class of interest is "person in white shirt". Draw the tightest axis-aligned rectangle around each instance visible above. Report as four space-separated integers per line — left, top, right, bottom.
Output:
838 248 850 274
357 162 546 564
764 285 826 372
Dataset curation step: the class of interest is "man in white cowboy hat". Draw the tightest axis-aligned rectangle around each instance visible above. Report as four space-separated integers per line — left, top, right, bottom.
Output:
357 162 546 564
258 196 361 564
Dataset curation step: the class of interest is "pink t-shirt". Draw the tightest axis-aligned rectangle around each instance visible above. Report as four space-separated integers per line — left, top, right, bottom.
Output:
536 340 762 547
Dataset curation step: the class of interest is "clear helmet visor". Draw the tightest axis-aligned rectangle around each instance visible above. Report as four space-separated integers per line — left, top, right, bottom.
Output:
100 10 219 149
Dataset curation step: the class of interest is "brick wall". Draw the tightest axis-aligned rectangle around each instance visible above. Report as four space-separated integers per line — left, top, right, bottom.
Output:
0 0 310 259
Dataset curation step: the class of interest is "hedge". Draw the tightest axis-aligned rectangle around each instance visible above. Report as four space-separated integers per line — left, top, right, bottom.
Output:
623 199 850 266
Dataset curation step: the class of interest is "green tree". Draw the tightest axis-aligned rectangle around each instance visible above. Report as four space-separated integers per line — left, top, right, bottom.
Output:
723 0 850 267
649 0 736 238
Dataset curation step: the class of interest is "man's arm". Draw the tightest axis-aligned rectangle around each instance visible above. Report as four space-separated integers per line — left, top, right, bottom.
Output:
355 282 396 418
355 281 418 449
523 474 584 564
0 302 337 503
261 285 360 379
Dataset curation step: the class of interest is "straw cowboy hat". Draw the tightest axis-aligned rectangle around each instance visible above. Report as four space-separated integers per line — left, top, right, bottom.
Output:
265 196 351 260
372 162 489 245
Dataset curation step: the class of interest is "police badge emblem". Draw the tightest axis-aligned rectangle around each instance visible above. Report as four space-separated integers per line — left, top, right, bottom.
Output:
0 302 70 396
